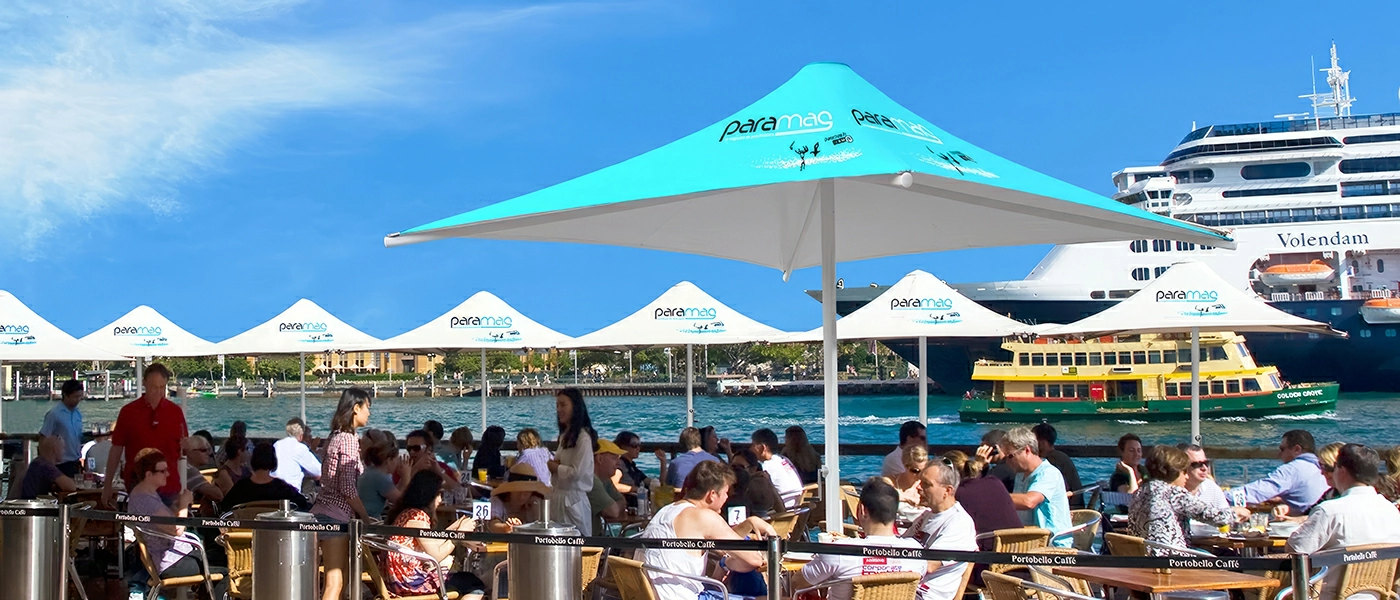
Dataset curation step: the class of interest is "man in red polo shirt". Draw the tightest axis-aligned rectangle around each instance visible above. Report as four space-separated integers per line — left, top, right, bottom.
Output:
102 363 188 505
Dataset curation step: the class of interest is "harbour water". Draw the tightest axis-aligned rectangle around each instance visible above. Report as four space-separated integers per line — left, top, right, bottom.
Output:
4 392 1389 485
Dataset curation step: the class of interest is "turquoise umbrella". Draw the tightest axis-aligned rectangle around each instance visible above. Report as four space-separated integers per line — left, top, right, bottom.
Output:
386 62 1233 532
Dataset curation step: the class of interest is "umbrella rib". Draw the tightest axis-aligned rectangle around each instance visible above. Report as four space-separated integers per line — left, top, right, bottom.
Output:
781 182 824 281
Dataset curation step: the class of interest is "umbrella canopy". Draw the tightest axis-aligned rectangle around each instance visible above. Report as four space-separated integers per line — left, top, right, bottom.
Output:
0 290 126 362
383 62 1235 533
563 281 787 349
366 291 572 431
82 305 220 358
214 299 381 423
1041 262 1340 337
1042 261 1342 443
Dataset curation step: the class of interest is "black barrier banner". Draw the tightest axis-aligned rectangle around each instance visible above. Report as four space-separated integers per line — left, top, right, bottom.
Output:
784 542 1292 571
363 524 767 552
72 509 349 534
0 506 61 518
1309 545 1400 568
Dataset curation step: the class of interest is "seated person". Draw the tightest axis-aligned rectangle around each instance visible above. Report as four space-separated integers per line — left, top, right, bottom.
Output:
222 443 311 512
358 442 408 520
20 436 78 499
589 440 627 533
638 461 777 600
663 427 721 488
750 428 804 509
1287 444 1400 600
213 437 246 495
1110 433 1144 494
472 426 507 481
725 449 784 520
1127 446 1247 553
380 470 483 598
1235 430 1329 516
126 448 231 600
891 444 929 523
515 428 554 487
402 429 462 489
795 478 928 600
488 464 550 532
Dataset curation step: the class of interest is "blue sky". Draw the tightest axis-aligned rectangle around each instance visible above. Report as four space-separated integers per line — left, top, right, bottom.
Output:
3 0 1398 341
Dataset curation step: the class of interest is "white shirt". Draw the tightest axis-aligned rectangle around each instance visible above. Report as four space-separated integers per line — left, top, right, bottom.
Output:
800 535 927 600
763 455 804 509
1192 478 1229 511
882 447 906 478
638 502 707 600
904 503 978 600
1288 486 1400 600
272 436 322 491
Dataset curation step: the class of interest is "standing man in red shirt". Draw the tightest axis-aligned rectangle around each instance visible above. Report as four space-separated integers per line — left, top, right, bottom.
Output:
102 363 189 506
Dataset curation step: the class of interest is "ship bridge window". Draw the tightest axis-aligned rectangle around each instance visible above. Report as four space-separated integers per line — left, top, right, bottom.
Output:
1152 239 1171 252
1241 162 1311 180
1340 157 1400 174
1210 346 1227 361
1210 380 1225 395
1163 349 1178 363
1129 240 1148 253
1170 169 1214 184
1244 378 1262 392
1131 268 1151 281
1165 382 1178 396
1241 211 1267 224
1103 353 1117 366
1018 353 1030 366
1227 379 1241 394
1222 185 1338 199
1367 204 1393 218
1088 353 1102 366
1235 343 1249 357
1132 351 1147 364
1031 353 1044 366
1344 133 1400 145
1317 207 1340 221
1148 350 1162 364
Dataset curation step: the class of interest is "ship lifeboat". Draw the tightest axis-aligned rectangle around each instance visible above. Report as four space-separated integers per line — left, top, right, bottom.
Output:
1360 298 1400 324
1258 260 1335 286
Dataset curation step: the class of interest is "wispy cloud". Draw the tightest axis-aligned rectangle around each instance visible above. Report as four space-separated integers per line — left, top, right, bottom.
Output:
0 0 581 256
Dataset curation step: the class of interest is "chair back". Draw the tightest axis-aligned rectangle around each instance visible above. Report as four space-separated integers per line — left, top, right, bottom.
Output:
850 571 921 600
653 486 676 508
1028 549 1094 598
1335 544 1400 600
1067 510 1102 553
67 501 93 558
841 485 861 520
800 483 820 505
1104 532 1147 557
770 508 809 541
605 556 659 600
582 546 604 597
988 527 1051 573
218 531 254 599
983 571 1034 600
359 541 397 600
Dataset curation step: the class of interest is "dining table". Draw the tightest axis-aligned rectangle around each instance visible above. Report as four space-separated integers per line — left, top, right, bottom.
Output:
1191 534 1288 557
1053 566 1278 596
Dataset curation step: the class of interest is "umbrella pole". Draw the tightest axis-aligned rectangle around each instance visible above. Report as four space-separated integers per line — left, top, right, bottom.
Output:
299 352 306 424
1 361 5 432
686 344 695 428
1190 327 1201 445
819 178 841 534
480 348 488 431
918 336 928 425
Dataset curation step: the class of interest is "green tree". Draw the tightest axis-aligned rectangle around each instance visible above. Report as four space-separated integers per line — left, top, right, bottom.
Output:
255 355 307 380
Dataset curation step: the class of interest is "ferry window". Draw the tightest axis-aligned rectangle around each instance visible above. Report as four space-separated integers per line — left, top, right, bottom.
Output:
1132 351 1147 364
1088 353 1102 366
1361 329 1373 338
1244 378 1262 392
1034 384 1047 398
1227 380 1241 394
1120 351 1134 364
1148 351 1162 364
1165 382 1178 396
1132 268 1151 281
1154 266 1170 278
1331 307 1342 316
1046 354 1059 366
1018 353 1030 366
1032 354 1045 366
1379 259 1386 273
1340 157 1400 174
1103 353 1117 366
1235 343 1249 357
1076 384 1089 398
1270 373 1282 388
1175 241 1196 251
1047 385 1062 398
1209 346 1228 361
1210 380 1225 395
1060 353 1073 365
1074 352 1087 366
1240 162 1310 180
1090 290 1106 300
1163 349 1177 363
1129 240 1148 253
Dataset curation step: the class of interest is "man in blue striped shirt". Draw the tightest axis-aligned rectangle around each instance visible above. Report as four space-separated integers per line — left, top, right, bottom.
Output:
1231 430 1328 516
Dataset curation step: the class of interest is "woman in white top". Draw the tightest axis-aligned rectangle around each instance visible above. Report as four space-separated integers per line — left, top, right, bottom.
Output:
547 388 596 535
892 444 929 523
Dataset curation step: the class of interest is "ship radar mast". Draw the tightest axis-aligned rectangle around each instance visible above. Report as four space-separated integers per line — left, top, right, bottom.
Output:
1299 43 1355 118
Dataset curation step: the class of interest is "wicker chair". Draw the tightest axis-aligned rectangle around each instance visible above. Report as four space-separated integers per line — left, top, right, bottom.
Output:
66 501 94 600
493 546 605 600
976 527 1051 573
130 525 224 600
792 570 922 600
605 555 730 600
985 571 1098 600
1103 532 1147 556
1063 510 1102 553
360 534 461 600
1275 544 1397 600
1028 548 1098 598
769 507 809 541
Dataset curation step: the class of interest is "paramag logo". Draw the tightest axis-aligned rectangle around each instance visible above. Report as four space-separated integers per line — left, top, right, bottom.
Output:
890 297 962 325
851 109 942 144
0 323 35 346
449 316 514 329
113 325 163 337
655 307 725 334
1155 290 1227 317
279 321 334 342
718 110 833 142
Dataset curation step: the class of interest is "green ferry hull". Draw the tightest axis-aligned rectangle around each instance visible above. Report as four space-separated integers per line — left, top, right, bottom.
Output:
958 383 1339 423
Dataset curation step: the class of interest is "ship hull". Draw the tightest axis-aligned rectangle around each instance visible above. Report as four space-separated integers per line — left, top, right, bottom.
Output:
958 383 1339 423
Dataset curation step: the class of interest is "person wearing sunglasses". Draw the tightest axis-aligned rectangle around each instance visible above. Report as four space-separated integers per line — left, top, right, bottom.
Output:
1229 429 1329 517
891 445 929 523
126 448 230 600
1176 443 1228 510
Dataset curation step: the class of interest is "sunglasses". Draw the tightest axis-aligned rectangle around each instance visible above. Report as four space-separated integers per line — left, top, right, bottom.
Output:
1190 460 1211 469
407 444 426 452
153 467 169 474
1322 464 1336 473
909 467 923 474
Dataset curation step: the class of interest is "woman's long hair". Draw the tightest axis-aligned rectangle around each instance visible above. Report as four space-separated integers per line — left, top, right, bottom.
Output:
782 426 822 475
384 470 444 525
556 388 597 450
330 387 372 434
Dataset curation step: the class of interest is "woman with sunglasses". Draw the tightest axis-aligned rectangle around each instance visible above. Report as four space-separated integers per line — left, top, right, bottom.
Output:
127 448 231 600
1127 445 1250 553
892 445 929 522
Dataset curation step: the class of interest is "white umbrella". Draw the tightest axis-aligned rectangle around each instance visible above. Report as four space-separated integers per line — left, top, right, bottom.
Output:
0 290 126 431
214 299 381 422
383 63 1234 532
83 306 222 404
562 281 789 427
784 270 1051 424
1041 261 1342 442
362 291 572 430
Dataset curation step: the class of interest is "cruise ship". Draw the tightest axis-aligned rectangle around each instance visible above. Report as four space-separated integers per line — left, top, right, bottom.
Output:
827 45 1400 394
